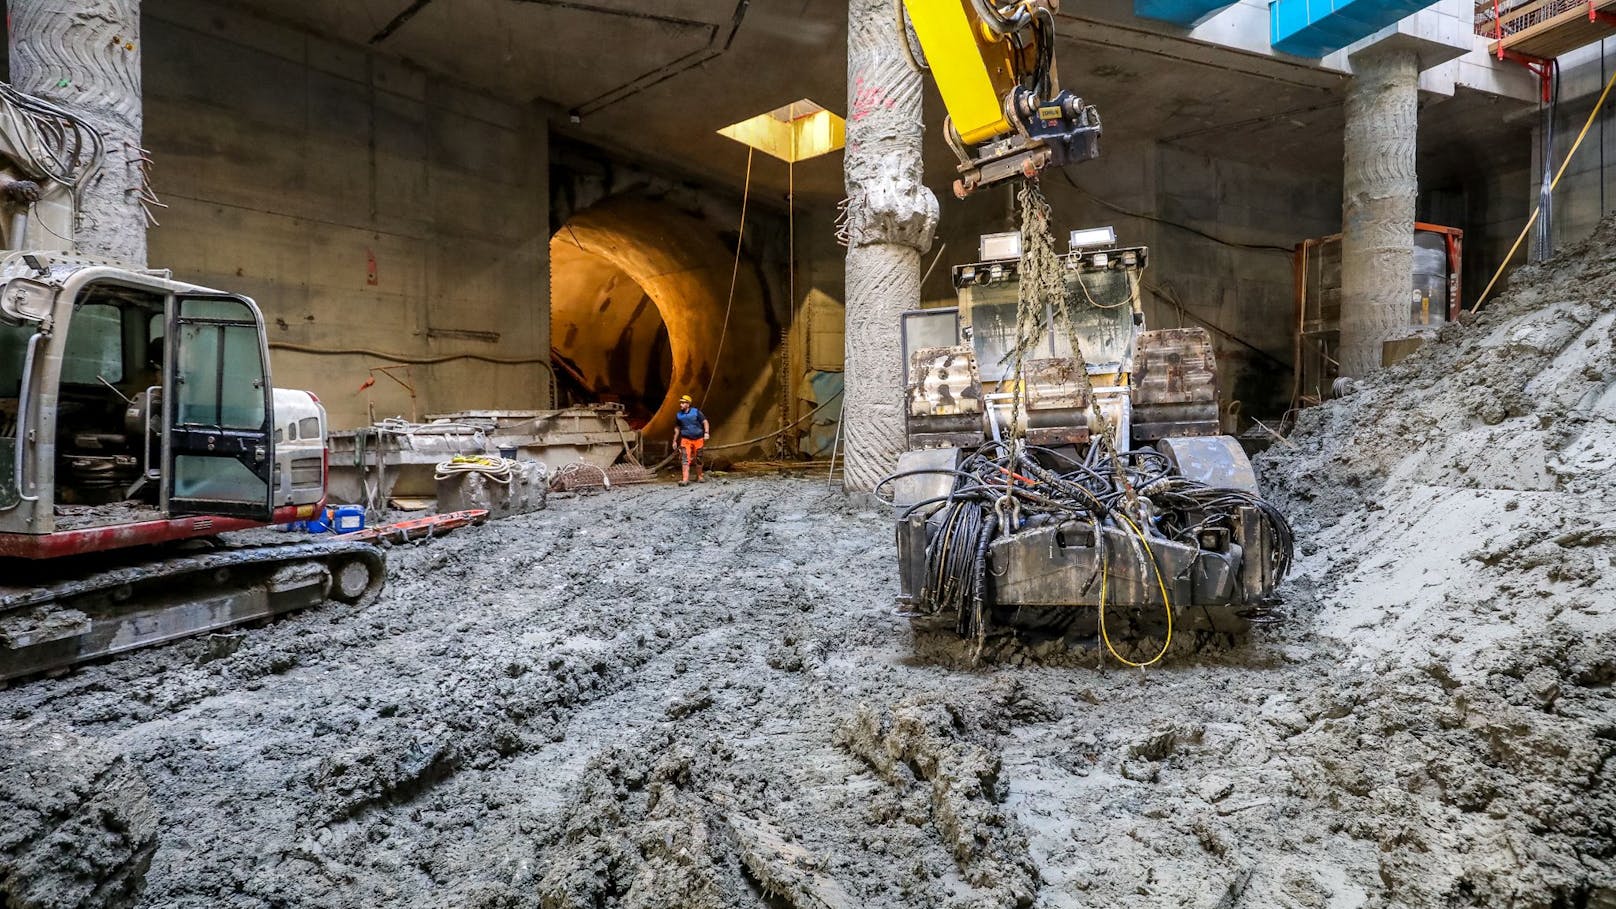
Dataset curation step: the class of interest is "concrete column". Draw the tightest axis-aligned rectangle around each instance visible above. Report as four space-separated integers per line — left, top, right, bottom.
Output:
1338 46 1418 379
842 0 938 492
9 0 147 266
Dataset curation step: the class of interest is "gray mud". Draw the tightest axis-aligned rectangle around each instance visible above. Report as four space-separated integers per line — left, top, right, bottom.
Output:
3 223 1616 908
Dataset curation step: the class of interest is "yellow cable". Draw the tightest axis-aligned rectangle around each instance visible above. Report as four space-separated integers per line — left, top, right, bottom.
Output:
1473 64 1616 313
1097 513 1175 668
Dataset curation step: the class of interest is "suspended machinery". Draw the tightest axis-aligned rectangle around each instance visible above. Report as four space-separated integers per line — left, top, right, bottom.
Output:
884 229 1292 657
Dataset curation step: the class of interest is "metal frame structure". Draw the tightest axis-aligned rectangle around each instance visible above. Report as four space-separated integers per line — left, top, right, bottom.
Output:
1291 222 1463 408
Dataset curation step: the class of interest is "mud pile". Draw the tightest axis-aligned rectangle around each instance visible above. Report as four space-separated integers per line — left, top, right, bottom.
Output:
1257 214 1616 905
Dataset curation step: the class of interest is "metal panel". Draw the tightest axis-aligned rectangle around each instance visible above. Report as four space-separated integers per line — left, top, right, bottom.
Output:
1157 435 1259 492
891 447 963 510
1134 0 1236 28
1133 327 1219 441
988 521 1239 607
1270 0 1442 57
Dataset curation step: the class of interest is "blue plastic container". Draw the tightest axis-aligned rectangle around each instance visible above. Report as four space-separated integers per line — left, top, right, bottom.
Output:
328 505 366 534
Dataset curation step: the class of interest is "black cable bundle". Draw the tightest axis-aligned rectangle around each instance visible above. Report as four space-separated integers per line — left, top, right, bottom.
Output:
878 439 1295 622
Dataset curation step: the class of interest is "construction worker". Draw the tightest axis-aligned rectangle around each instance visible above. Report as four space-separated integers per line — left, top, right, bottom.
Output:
672 394 710 486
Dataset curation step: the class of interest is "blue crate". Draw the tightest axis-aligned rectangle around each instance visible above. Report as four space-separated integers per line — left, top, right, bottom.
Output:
1270 0 1437 57
327 505 366 534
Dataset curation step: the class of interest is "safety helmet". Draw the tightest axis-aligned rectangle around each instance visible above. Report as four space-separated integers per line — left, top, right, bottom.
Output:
679 394 693 403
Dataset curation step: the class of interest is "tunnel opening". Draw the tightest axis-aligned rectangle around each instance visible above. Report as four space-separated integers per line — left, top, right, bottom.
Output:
549 236 674 429
547 194 779 457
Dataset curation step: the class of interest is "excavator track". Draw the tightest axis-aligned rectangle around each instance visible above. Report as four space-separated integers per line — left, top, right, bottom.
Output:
0 540 386 682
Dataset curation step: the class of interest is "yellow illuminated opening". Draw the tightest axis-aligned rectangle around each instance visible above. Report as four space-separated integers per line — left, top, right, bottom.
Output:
717 99 846 163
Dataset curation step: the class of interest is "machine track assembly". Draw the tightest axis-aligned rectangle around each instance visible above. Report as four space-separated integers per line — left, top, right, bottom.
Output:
0 540 386 682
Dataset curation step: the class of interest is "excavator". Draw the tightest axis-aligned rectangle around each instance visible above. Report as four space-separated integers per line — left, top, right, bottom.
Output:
887 2 1291 658
0 84 385 682
899 0 1101 197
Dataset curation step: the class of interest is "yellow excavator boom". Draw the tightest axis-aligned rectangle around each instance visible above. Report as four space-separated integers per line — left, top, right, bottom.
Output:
899 0 1102 196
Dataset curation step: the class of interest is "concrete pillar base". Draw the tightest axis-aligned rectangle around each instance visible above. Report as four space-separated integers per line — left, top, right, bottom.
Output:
1338 45 1418 380
841 0 938 492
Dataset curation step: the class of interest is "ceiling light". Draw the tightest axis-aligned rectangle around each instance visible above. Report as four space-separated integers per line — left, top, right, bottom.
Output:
718 99 846 163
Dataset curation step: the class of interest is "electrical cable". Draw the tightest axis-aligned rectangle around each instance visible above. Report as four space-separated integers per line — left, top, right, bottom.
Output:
702 146 753 405
267 341 558 407
1473 62 1616 312
645 389 846 473
877 437 1293 666
433 455 521 484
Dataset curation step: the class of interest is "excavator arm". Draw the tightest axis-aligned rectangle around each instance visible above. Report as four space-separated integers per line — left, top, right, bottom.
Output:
901 0 1101 197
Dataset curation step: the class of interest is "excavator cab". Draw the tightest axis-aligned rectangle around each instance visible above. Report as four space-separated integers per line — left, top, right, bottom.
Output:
0 256 320 553
0 254 381 682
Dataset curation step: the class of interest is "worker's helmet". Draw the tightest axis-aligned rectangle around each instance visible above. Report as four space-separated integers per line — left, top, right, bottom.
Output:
679 394 693 404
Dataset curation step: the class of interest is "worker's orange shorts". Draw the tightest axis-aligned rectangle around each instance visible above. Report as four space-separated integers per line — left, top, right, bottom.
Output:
679 437 705 460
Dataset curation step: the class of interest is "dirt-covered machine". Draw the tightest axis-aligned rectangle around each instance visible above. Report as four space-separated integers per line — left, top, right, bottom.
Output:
0 79 384 681
886 230 1291 658
0 255 386 680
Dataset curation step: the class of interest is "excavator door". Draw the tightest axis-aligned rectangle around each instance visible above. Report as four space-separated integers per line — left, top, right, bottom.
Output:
163 294 274 521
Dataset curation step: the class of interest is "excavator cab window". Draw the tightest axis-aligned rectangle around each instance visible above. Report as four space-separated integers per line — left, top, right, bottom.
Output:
60 303 125 386
1050 269 1135 369
51 288 167 513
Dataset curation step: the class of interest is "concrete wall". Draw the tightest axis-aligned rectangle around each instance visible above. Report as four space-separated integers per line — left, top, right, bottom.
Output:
1538 39 1616 251
143 1 551 429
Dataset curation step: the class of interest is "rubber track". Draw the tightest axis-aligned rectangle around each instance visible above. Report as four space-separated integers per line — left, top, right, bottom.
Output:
0 539 385 611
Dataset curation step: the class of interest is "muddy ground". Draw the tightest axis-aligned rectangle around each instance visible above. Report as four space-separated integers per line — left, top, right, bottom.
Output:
1 470 1609 909
5 222 1616 909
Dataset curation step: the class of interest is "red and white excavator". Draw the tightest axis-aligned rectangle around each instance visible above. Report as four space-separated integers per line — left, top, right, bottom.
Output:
0 84 384 681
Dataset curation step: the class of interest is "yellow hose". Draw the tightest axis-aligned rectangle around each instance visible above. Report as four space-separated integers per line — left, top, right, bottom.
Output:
1097 513 1175 668
1472 65 1616 313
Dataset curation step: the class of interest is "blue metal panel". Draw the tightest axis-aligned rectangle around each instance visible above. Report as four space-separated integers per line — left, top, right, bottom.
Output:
1135 0 1236 26
1270 0 1436 57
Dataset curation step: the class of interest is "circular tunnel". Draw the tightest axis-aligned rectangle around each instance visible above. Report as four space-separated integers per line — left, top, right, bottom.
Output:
549 240 674 427
550 195 773 448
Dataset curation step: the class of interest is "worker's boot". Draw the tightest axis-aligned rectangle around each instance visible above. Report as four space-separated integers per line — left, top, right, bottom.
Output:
679 455 690 487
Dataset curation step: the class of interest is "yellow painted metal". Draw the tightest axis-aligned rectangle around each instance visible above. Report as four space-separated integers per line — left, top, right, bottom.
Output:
902 0 1016 146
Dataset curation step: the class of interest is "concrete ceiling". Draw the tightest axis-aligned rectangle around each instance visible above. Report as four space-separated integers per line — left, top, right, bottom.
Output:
219 0 1527 207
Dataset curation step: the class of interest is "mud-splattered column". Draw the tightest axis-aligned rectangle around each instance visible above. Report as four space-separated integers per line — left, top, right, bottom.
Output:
9 0 147 266
842 0 938 492
1337 46 1417 380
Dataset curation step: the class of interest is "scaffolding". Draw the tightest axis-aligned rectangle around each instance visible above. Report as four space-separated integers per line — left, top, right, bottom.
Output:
1477 0 1616 92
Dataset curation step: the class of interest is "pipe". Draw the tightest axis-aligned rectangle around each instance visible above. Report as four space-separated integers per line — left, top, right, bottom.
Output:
267 341 558 408
1472 63 1616 313
9 211 27 249
5 331 43 509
